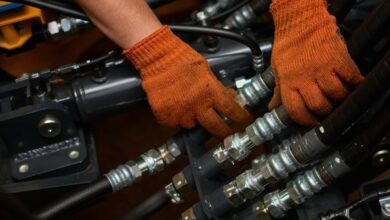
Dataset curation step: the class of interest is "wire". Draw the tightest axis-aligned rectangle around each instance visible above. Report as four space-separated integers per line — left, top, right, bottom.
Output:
169 25 262 57
33 49 120 80
8 0 262 58
6 0 88 20
34 177 112 219
208 0 252 21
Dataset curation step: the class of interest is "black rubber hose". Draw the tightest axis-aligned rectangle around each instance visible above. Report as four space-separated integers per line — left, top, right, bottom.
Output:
119 188 170 220
339 98 390 168
0 188 37 220
328 0 358 23
249 0 272 14
208 0 252 21
315 49 390 146
6 0 88 20
169 25 262 57
7 0 172 19
347 0 390 67
34 177 112 220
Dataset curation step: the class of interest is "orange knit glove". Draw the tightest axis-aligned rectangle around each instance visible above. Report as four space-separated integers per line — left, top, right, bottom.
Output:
268 0 364 126
124 26 251 139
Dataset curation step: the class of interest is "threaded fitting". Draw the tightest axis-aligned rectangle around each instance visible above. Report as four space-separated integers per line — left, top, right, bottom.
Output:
262 169 327 218
246 109 287 146
238 74 271 106
105 161 141 192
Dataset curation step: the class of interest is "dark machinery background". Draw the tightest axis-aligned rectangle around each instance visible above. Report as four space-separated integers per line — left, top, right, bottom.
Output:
0 0 388 220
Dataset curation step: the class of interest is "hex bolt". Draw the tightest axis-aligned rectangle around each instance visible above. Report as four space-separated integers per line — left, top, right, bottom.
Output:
38 115 62 138
69 150 80 160
19 164 29 173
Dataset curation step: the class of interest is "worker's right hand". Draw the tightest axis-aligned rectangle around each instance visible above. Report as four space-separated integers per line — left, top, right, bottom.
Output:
124 26 252 139
268 0 364 126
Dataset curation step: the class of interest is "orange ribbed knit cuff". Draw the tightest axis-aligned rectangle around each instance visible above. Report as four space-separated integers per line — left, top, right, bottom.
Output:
271 0 330 37
123 25 198 78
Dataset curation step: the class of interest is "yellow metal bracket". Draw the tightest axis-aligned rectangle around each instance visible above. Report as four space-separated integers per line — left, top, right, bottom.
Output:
0 3 46 50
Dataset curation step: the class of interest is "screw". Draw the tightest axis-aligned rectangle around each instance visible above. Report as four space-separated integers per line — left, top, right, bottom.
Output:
38 116 62 138
19 164 29 173
372 149 390 167
69 150 80 159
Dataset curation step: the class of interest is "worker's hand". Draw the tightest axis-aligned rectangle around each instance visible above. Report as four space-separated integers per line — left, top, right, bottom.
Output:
268 0 364 126
124 26 252 139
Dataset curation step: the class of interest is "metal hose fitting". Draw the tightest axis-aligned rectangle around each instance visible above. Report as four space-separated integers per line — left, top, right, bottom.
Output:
165 182 184 204
253 55 266 73
246 108 288 146
202 0 240 17
105 161 142 192
257 152 351 218
261 168 326 218
137 149 165 174
223 133 256 161
223 4 257 30
237 73 272 106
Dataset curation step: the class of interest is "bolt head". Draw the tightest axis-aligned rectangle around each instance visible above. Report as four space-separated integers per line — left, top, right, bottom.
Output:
38 116 61 138
69 150 80 159
19 164 29 173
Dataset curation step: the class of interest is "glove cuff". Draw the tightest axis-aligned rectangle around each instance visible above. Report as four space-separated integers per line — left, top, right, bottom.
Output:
123 25 203 78
270 0 331 38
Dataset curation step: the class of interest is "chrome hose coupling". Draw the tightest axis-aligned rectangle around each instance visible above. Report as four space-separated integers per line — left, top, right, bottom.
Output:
237 72 272 106
224 4 257 30
259 169 327 218
256 152 351 218
105 161 142 192
246 108 287 146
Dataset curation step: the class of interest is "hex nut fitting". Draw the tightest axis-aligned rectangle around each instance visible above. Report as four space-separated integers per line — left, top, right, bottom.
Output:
165 183 184 204
158 145 175 165
212 144 234 168
172 172 192 195
223 181 246 207
235 170 259 200
253 201 273 220
140 149 164 174
127 161 143 182
181 208 196 220
166 138 182 158
262 190 289 218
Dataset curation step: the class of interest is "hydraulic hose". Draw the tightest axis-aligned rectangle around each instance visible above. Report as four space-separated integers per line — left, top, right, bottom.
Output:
34 177 112 219
208 0 252 21
7 0 173 19
255 99 390 219
347 0 390 67
328 0 358 23
169 25 263 57
119 188 170 220
313 49 390 148
6 0 88 20
339 104 390 168
0 188 37 220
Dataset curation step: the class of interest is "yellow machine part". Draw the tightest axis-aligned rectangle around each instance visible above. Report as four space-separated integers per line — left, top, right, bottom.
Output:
0 3 46 50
